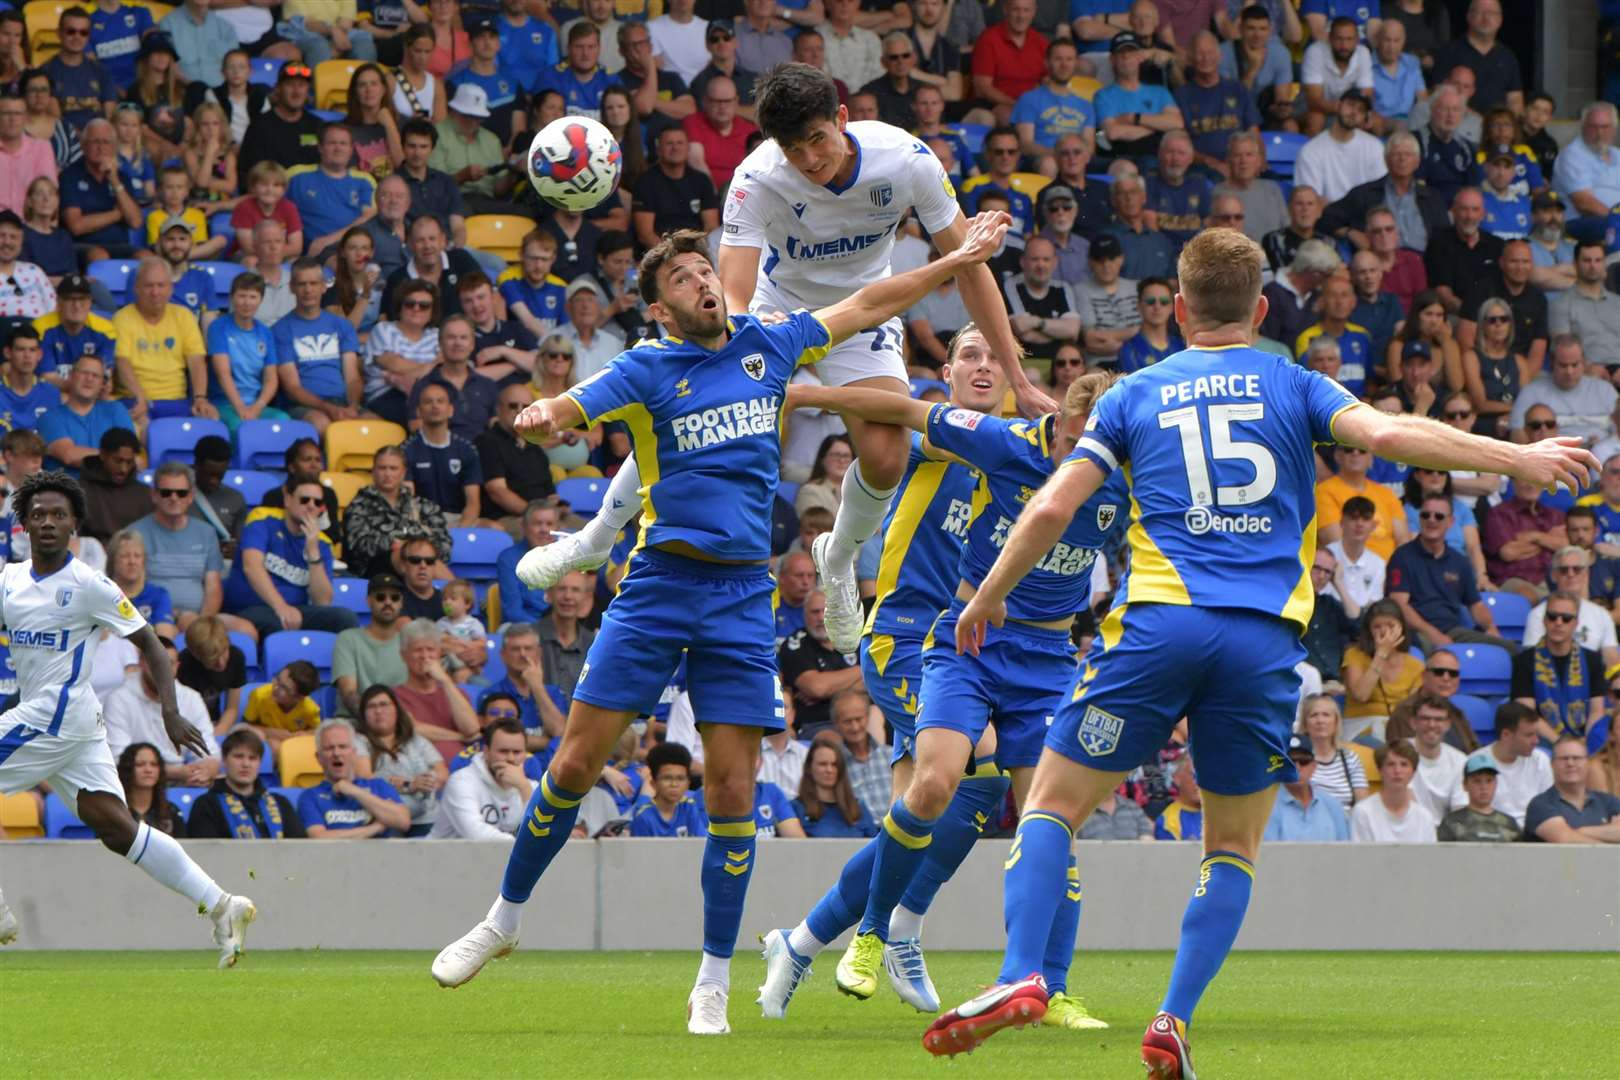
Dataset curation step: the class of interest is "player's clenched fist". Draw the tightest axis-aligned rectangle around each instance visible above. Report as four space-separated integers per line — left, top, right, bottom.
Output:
514 400 559 444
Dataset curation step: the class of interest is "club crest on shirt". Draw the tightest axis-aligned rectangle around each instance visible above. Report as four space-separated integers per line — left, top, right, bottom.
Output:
740 353 765 381
870 183 893 208
1076 705 1124 756
55 587 75 608
1096 504 1117 531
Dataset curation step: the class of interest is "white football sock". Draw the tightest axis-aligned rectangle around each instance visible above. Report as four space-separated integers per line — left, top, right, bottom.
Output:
695 950 730 991
826 464 896 569
787 921 827 958
488 895 523 936
125 822 224 911
579 458 642 550
887 904 925 943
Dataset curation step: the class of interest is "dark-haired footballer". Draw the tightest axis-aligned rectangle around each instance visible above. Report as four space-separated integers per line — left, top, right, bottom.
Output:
431 212 1011 1037
0 471 257 962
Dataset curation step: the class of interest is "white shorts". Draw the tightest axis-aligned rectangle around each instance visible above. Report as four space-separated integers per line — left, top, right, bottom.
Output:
751 281 907 387
0 720 123 819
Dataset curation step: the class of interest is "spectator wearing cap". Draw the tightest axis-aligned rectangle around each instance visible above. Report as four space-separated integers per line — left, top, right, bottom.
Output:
37 353 134 474
960 126 1035 235
1146 131 1212 254
113 258 212 423
683 76 757 191
1479 145 1531 240
1413 84 1483 209
58 118 142 257
224 476 361 641
152 215 214 320
431 84 516 215
1264 735 1351 841
238 63 320 184
1004 236 1081 363
1523 734 1620 842
1432 0 1522 114
1101 173 1174 281
1527 191 1576 294
1073 233 1141 368
632 127 718 252
1367 17 1424 135
1390 340 1442 417
1300 17 1373 135
1035 184 1088 286
1554 102 1620 235
1094 32 1182 160
158 0 239 86
1295 90 1386 204
1320 133 1448 254
1426 188 1505 317
692 19 759 117
332 574 411 717
1173 32 1258 178
447 16 524 143
1349 250 1402 359
0 211 56 327
1551 242 1620 369
1350 742 1436 843
555 278 625 382
1011 38 1094 170
1437 749 1523 840
1259 237 1341 347
287 124 377 260
537 22 619 119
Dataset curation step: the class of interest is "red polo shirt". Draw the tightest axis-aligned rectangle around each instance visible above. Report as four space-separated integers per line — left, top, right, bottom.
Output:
971 23 1048 101
682 112 758 192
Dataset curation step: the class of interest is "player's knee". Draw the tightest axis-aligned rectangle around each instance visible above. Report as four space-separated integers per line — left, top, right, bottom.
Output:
548 745 601 793
702 770 754 818
906 768 959 819
82 802 137 854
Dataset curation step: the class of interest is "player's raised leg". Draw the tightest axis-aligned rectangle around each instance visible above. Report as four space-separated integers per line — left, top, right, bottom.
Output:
432 700 633 988
813 405 908 651
516 459 643 588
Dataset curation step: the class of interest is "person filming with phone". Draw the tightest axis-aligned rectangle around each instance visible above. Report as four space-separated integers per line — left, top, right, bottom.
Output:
222 478 361 640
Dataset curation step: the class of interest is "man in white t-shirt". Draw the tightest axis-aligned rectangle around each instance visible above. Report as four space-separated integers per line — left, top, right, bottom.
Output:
1405 694 1468 820
429 718 533 839
1325 495 1386 611
104 635 221 787
1295 90 1388 203
1351 742 1438 842
1522 547 1620 664
1450 702 1552 826
1301 16 1374 133
650 0 710 85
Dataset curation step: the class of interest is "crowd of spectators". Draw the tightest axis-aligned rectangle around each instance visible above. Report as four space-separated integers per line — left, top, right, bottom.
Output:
0 0 1617 847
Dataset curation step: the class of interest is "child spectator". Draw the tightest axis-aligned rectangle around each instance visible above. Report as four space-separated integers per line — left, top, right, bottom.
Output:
178 615 248 737
230 161 305 265
436 578 487 681
244 659 323 754
499 229 570 341
789 506 833 555
112 104 156 208
144 166 226 260
206 271 288 431
630 741 708 837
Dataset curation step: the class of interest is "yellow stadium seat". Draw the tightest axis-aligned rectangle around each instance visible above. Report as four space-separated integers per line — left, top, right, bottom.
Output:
485 583 502 628
278 733 323 787
0 791 43 839
321 470 367 510
131 1 175 20
549 464 567 484
464 215 532 263
566 464 603 479
325 419 406 474
23 1 69 57
1007 172 1053 200
314 59 363 111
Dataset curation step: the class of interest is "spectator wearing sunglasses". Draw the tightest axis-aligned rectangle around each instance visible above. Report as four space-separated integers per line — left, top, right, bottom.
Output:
223 478 361 641
1522 547 1620 664
1117 277 1183 373
394 533 449 621
332 574 412 718
1388 493 1515 654
1513 591 1608 746
1385 650 1480 754
127 461 233 635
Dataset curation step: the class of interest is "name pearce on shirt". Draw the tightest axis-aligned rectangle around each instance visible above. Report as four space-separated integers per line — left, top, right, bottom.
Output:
1158 372 1262 406
672 395 782 451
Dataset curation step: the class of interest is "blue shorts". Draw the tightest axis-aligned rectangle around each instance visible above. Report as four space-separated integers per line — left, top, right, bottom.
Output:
573 549 785 732
861 633 925 765
916 601 1077 771
1048 604 1304 796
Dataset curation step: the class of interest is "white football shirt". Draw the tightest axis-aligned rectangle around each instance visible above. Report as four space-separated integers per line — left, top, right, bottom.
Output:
0 555 146 740
720 120 963 311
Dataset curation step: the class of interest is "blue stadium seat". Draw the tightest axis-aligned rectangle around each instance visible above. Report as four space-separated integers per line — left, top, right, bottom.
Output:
1263 131 1309 178
43 793 95 839
777 481 800 507
1456 644 1513 698
234 418 320 469
481 636 506 685
147 416 231 465
556 476 607 515
330 576 371 625
250 57 283 86
225 469 283 506
1480 591 1531 642
168 786 205 820
263 630 338 682
270 786 302 808
209 209 234 240
87 258 140 305
1451 693 1497 741
449 528 514 581
957 122 988 155
197 261 245 303
232 631 262 682
310 685 339 719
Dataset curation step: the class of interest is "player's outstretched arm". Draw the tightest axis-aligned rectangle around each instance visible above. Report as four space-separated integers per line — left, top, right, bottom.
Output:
815 211 1011 346
1332 404 1598 494
514 396 589 445
786 382 935 433
128 624 208 759
955 458 1109 656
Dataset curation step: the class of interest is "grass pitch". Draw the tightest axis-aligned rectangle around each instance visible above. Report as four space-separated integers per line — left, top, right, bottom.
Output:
2 950 1615 1078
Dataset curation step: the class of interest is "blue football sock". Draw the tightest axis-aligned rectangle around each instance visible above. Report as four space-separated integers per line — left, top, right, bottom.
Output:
499 773 586 904
996 810 1073 986
857 797 940 939
805 834 879 944
897 766 1010 919
1161 852 1255 1024
700 816 757 959
1042 855 1083 994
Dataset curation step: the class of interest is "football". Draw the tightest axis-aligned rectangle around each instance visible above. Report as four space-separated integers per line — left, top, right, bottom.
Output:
525 116 623 212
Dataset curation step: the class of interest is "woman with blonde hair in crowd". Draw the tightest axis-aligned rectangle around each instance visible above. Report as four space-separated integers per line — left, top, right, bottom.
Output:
183 100 239 204
1298 694 1374 812
529 335 600 473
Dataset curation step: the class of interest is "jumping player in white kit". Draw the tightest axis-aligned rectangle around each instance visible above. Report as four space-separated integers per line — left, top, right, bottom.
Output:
515 64 1051 653
0 471 256 963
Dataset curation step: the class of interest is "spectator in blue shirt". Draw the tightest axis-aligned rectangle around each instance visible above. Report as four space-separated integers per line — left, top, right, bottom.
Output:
90 0 156 93
274 258 363 433
1301 0 1372 42
535 22 619 120
1117 276 1184 372
1264 738 1351 840
498 0 560 93
35 274 117 383
1093 32 1182 160
1369 18 1425 134
222 478 360 640
449 17 527 144
477 624 566 747
0 328 65 434
37 354 135 474
286 124 378 260
158 0 240 86
1219 5 1296 132
206 270 289 432
1011 38 1096 168
791 736 879 838
60 117 144 255
154 217 217 319
496 500 557 627
630 742 709 837
1146 131 1214 251
958 126 1035 235
1175 31 1260 177
43 7 120 131
297 720 412 838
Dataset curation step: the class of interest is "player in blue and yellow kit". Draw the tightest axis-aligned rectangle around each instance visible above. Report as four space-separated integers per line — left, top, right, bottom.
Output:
783 366 1127 1027
757 326 1015 1018
934 229 1597 1075
429 212 1016 1035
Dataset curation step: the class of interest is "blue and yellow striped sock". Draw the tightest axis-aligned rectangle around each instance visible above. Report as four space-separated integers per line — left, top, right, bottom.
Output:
996 810 1073 986
1161 851 1255 1023
499 772 586 904
897 765 1010 919
805 834 879 944
857 797 939 939
700 815 757 959
1041 855 1083 994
